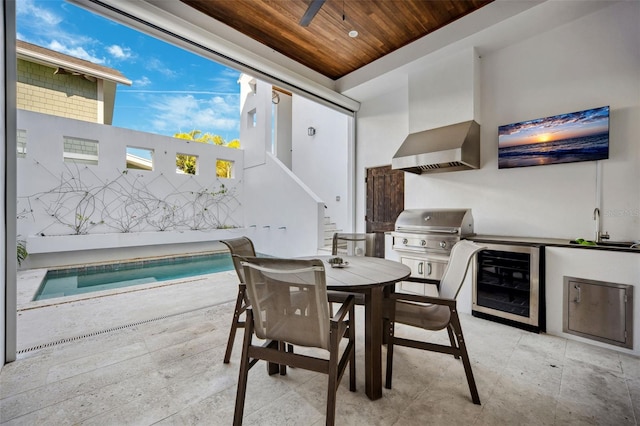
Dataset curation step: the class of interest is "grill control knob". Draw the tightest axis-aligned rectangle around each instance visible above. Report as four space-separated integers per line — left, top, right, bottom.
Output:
420 240 427 246
402 238 408 245
439 241 447 249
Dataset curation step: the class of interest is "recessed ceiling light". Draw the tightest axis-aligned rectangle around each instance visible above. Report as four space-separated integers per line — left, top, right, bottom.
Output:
348 30 358 38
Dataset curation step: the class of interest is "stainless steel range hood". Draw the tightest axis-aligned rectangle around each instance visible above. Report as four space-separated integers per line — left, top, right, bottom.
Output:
392 120 480 174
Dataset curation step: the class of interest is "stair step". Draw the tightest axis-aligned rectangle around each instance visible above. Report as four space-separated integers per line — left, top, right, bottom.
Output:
317 246 333 255
322 215 339 252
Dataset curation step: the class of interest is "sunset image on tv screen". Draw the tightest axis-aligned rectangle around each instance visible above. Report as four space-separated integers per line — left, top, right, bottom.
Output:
498 106 609 169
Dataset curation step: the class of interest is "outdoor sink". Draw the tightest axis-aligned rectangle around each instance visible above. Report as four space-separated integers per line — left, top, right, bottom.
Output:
569 240 639 249
596 241 639 249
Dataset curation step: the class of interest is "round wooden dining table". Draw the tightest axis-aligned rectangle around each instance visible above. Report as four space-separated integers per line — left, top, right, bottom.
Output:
306 255 411 400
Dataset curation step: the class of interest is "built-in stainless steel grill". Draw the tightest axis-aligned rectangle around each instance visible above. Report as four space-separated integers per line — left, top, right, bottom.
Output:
392 209 474 281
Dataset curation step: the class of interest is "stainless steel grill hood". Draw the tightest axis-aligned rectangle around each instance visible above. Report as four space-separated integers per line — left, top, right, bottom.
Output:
392 120 480 174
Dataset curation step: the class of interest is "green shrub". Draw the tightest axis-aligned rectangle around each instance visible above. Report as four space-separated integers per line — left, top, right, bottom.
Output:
17 240 28 266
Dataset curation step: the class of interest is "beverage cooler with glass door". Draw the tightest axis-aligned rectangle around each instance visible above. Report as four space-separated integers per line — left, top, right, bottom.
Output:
472 242 545 332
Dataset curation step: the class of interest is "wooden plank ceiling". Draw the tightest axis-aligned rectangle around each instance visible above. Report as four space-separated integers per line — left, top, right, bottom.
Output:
180 0 493 80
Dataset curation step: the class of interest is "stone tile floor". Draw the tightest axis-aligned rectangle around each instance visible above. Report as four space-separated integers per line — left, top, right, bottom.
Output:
1 271 638 425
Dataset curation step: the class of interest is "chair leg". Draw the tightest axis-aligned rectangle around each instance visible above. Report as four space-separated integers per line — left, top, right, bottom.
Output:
224 286 247 364
326 327 340 426
384 285 396 389
348 304 356 392
385 320 394 389
447 325 461 359
326 367 338 425
266 340 281 376
278 341 287 376
233 310 254 426
449 311 481 405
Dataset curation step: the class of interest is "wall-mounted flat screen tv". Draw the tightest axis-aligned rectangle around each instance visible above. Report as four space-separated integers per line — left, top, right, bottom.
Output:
498 105 609 169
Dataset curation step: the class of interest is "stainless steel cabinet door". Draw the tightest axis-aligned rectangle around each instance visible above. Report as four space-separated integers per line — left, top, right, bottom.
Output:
564 277 633 348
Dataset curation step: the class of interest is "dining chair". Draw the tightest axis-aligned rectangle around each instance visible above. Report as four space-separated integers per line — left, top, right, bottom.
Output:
332 232 375 257
233 257 356 426
384 240 485 404
328 233 374 310
220 237 256 364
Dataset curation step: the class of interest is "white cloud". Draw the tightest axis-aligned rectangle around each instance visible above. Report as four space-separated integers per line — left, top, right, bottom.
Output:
146 57 177 79
17 0 62 26
207 69 242 91
48 40 105 64
148 94 239 137
17 1 105 65
107 44 132 60
133 76 152 87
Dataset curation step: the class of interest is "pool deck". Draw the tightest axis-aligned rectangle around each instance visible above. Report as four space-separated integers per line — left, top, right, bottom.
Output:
16 269 239 353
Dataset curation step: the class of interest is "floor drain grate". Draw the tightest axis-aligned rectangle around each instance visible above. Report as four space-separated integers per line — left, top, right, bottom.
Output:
17 302 229 354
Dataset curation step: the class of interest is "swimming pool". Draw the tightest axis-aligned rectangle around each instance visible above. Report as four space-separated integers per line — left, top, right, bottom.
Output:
34 252 234 301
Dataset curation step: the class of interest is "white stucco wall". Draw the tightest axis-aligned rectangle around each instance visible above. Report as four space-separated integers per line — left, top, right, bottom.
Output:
274 90 293 169
292 96 351 232
239 76 330 255
17 110 244 259
238 75 272 169
244 152 324 257
472 1 640 241
239 74 354 237
408 47 479 131
356 1 640 243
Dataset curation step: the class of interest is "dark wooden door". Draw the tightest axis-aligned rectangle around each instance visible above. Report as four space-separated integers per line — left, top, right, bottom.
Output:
366 165 404 257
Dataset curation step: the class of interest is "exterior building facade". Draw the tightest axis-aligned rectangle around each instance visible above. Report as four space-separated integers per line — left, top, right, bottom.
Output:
16 40 131 125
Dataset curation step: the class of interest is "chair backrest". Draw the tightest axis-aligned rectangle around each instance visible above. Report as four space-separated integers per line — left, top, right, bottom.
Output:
332 233 375 257
439 240 485 300
220 237 256 283
241 257 331 350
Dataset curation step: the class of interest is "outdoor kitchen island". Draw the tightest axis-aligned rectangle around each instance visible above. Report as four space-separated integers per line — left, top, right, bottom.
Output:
469 235 639 357
386 232 639 356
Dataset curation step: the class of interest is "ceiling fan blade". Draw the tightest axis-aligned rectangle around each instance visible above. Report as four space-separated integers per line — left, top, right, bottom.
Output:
299 0 326 27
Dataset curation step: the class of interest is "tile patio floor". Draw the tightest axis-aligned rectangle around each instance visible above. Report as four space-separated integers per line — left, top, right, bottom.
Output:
1 270 638 425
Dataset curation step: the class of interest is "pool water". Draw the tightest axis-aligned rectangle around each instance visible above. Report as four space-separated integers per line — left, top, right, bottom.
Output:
34 252 234 301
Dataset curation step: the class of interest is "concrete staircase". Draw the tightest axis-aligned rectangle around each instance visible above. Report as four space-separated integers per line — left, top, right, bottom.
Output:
319 215 338 254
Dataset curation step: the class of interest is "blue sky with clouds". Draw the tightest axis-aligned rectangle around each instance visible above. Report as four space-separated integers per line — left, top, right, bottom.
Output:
16 0 242 142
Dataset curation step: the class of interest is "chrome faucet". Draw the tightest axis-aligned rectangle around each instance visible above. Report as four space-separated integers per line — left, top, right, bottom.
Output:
593 208 610 243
